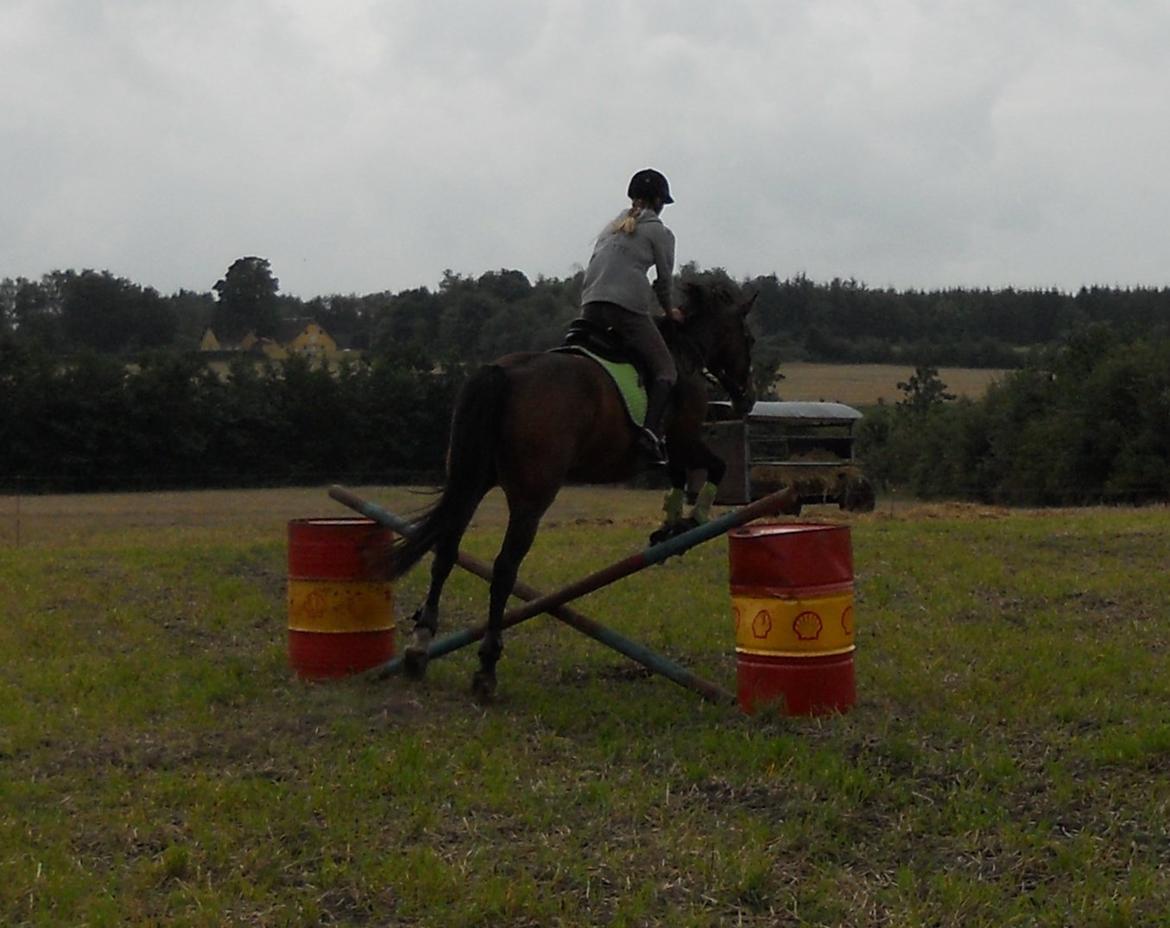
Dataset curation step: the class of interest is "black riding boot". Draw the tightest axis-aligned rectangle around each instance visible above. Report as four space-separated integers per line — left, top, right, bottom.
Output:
639 379 672 466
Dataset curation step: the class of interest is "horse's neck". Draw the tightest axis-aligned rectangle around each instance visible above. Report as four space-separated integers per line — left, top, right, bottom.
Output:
668 319 714 375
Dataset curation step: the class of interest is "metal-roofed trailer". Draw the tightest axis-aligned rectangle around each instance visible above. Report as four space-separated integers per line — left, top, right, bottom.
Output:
698 400 876 513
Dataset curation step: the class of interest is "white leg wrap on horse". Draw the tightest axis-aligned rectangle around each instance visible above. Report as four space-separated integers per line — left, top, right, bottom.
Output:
662 487 685 524
692 481 718 524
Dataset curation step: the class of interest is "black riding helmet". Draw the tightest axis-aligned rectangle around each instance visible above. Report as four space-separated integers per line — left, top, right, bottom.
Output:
627 168 674 204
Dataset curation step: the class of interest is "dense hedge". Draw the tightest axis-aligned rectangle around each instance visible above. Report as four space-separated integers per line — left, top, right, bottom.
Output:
0 342 464 493
4 321 1169 505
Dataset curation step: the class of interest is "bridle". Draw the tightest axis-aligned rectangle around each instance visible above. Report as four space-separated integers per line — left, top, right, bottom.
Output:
667 312 754 411
707 365 750 408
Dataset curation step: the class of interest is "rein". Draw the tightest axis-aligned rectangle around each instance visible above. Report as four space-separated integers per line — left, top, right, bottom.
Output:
664 321 707 376
665 318 750 407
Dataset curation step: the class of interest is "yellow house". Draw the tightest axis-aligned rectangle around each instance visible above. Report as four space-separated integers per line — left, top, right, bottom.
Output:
200 319 342 362
275 320 340 360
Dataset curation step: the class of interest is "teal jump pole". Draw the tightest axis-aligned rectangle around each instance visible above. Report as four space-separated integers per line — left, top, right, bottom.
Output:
329 485 798 704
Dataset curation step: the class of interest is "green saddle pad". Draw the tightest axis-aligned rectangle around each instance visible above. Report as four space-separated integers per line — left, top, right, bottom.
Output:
558 346 647 426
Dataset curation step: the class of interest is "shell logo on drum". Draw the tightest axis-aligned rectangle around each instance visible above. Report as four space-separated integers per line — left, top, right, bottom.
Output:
729 523 857 716
732 604 742 633
300 590 327 621
287 518 396 680
792 610 823 641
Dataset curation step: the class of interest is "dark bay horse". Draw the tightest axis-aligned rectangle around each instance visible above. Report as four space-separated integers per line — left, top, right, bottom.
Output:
389 278 757 699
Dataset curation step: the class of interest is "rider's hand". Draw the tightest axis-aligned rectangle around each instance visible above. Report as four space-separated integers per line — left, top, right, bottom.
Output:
668 307 685 323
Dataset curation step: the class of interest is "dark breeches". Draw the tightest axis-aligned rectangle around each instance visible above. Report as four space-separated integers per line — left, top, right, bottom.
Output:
581 301 677 389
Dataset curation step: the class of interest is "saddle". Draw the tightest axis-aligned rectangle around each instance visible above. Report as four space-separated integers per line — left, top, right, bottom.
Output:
559 319 653 385
552 318 650 427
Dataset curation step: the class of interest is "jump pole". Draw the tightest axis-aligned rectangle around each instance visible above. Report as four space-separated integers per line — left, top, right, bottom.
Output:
329 485 798 704
329 485 738 703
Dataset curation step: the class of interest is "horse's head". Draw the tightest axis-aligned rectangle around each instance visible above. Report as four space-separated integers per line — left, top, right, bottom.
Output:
680 279 758 417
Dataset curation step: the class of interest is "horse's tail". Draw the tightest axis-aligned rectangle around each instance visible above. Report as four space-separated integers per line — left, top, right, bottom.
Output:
389 364 508 580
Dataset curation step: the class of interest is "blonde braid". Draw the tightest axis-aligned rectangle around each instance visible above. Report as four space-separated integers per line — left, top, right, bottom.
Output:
613 205 643 235
599 198 657 239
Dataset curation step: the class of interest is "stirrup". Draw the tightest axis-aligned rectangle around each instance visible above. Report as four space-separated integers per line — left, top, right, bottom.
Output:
638 428 668 466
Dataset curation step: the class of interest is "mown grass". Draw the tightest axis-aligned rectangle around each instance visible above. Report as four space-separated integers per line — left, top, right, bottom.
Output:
774 363 1008 406
1 488 1168 926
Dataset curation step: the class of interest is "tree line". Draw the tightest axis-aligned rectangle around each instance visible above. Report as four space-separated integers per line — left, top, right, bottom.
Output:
3 256 1170 502
856 327 1170 505
6 258 1170 368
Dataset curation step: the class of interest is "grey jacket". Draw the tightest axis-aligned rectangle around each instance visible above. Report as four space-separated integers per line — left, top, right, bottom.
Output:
580 208 676 314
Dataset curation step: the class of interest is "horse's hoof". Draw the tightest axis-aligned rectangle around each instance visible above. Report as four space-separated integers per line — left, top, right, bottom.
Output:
403 646 429 680
470 669 497 703
403 628 433 680
648 518 699 548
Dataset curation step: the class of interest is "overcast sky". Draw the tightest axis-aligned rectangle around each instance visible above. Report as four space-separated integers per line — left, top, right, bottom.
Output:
3 0 1170 298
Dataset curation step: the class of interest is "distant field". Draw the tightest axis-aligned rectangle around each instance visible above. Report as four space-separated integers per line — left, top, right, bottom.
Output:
773 363 1010 406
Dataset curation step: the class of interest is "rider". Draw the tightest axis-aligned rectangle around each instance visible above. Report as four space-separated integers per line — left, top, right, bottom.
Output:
580 168 683 466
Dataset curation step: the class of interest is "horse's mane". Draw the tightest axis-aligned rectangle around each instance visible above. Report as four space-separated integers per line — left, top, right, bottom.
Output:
679 275 743 318
658 276 751 380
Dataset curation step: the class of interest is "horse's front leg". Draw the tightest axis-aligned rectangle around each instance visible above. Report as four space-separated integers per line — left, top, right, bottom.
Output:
472 504 545 701
648 458 690 545
662 455 689 526
652 440 726 543
684 438 726 524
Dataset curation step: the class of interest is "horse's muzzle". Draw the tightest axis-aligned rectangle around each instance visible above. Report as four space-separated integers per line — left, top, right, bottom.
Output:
732 388 756 418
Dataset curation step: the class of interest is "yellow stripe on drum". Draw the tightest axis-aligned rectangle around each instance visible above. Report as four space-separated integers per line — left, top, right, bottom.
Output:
732 592 855 655
287 579 395 633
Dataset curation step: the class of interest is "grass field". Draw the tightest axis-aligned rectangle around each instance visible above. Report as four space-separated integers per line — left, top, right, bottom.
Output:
773 363 1010 406
2 486 1169 926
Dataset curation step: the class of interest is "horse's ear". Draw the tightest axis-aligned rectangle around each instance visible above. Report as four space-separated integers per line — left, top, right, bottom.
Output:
739 290 759 316
681 280 703 315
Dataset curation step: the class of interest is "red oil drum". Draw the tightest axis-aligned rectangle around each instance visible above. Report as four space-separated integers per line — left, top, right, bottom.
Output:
287 518 395 679
728 523 856 716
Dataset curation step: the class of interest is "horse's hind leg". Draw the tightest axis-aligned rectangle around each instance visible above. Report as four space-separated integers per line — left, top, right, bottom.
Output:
472 497 550 701
404 492 487 678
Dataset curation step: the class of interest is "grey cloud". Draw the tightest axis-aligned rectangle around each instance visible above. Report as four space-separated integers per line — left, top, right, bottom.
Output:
2 0 1168 296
